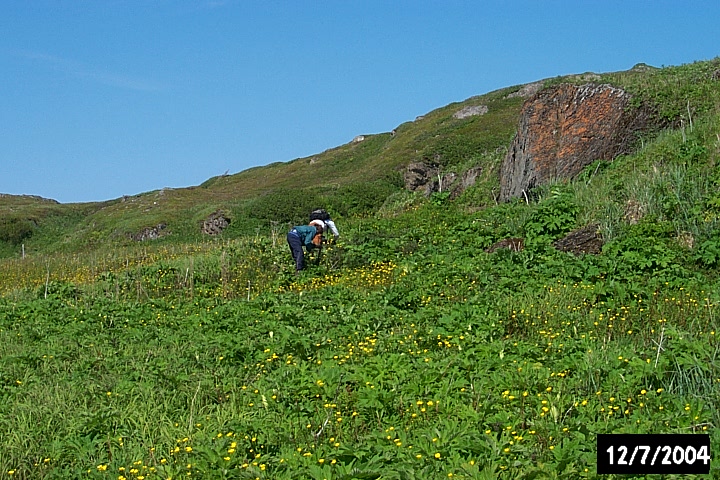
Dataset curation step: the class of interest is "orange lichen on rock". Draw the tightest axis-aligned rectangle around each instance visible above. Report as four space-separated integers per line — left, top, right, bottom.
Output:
500 83 651 201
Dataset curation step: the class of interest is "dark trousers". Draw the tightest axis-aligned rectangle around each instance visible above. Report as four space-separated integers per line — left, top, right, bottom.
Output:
287 232 305 271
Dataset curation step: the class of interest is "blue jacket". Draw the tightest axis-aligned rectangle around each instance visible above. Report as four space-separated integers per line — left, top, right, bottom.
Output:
290 225 320 248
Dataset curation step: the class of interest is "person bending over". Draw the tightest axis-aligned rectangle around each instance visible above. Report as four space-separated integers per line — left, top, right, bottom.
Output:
286 220 325 272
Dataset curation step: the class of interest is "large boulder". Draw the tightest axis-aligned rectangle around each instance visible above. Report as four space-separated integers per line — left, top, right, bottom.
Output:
499 83 651 202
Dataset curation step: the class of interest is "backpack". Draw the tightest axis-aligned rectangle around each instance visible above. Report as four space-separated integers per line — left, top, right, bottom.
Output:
309 209 330 222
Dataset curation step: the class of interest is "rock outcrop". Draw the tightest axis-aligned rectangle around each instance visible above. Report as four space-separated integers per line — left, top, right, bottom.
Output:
506 82 543 99
453 105 488 119
449 166 483 199
485 238 525 253
499 83 651 202
403 161 468 196
132 223 167 241
403 162 447 194
202 211 230 235
403 162 436 194
552 224 603 255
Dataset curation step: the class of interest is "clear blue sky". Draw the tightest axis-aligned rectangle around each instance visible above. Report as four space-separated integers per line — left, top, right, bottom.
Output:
2 1 719 203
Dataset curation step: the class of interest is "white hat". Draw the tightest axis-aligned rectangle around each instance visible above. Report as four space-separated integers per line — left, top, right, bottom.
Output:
309 220 325 232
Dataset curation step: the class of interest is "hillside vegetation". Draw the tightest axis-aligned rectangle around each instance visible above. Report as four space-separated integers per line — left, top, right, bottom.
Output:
1 58 719 479
0 81 525 255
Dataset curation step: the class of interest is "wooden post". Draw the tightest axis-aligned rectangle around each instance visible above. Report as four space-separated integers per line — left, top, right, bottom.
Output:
315 241 323 266
221 250 228 298
189 257 194 299
44 262 50 299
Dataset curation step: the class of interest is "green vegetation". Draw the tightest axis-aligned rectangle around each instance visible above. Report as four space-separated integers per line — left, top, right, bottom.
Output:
1 58 720 479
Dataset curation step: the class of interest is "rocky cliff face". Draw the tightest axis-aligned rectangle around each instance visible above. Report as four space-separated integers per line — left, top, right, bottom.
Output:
499 83 650 202
403 162 482 198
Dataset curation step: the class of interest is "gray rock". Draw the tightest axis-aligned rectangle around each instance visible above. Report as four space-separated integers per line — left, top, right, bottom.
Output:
453 105 488 119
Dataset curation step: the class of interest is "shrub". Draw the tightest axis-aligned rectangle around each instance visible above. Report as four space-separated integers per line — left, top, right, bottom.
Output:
244 188 322 224
0 217 36 245
523 189 579 243
325 177 403 217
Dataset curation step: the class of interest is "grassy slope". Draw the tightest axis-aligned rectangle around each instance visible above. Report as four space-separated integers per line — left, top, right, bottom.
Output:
0 82 525 255
1 58 720 478
2 59 719 257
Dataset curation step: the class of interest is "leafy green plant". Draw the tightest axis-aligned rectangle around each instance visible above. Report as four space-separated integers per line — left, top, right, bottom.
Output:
523 189 579 244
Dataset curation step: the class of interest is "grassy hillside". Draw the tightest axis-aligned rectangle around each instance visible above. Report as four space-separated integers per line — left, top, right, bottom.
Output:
0 195 106 258
0 80 527 256
4 59 720 257
1 58 720 479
